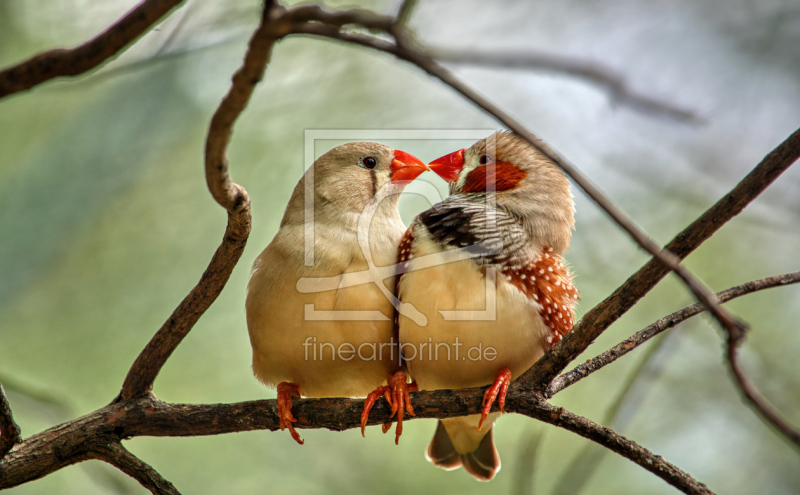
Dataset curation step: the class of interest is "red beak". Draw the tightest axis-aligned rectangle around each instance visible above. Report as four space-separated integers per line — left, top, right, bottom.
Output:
428 148 465 182
391 150 429 183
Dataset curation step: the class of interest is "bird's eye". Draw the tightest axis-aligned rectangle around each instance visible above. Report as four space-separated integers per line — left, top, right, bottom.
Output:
479 155 491 165
362 156 377 169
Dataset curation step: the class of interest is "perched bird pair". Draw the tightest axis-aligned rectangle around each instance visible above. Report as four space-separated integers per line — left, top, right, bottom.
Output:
246 132 578 481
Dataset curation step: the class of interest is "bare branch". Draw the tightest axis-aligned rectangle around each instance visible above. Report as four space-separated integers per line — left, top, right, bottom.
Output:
94 442 181 495
1 389 711 495
727 328 800 449
510 395 715 495
550 271 800 395
285 4 394 30
117 1 293 400
525 126 800 388
0 384 22 457
552 332 678 495
0 0 186 98
430 48 700 123
395 0 419 27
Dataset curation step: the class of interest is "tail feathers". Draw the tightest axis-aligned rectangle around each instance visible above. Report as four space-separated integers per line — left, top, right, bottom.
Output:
426 420 462 470
426 420 501 481
461 427 500 481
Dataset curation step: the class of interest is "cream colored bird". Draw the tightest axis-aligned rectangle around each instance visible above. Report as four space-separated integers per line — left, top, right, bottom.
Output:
396 132 579 480
246 142 427 444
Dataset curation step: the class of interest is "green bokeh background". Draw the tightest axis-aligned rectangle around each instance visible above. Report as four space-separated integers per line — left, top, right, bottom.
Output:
2 0 800 493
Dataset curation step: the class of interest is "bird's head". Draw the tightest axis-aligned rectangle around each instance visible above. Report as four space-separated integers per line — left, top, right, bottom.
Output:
282 142 427 227
429 131 575 253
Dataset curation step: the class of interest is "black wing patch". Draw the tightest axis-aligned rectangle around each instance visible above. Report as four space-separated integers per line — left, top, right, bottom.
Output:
418 195 528 267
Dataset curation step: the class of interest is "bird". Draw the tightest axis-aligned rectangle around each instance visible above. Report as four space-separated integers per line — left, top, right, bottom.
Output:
246 142 428 445
395 131 579 480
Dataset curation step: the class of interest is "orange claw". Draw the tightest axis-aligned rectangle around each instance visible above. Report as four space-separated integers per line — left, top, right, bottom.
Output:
361 385 393 437
277 382 303 445
360 371 417 444
478 368 512 431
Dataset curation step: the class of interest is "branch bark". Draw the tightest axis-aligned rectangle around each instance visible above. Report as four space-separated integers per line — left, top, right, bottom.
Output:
550 271 800 395
523 126 800 389
0 389 713 495
0 384 22 458
727 330 800 449
509 395 714 495
94 442 181 495
0 0 186 98
117 1 294 401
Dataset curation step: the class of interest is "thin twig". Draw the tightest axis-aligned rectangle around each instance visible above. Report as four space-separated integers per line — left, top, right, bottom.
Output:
94 442 181 495
430 48 700 123
117 0 289 400
0 384 22 457
524 126 800 389
285 4 394 30
550 271 800 395
395 0 418 27
510 395 715 495
552 332 679 495
0 0 186 98
727 332 800 449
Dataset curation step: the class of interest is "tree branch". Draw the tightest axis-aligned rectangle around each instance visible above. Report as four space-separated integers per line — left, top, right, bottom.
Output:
508 395 714 495
0 384 22 458
523 126 800 389
117 1 292 401
429 48 700 123
0 389 712 495
94 441 181 495
0 0 186 98
395 0 418 28
727 327 800 449
550 271 800 395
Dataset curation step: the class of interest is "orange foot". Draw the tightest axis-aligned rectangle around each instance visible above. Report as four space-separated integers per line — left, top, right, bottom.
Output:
277 382 303 445
361 371 417 445
478 368 512 431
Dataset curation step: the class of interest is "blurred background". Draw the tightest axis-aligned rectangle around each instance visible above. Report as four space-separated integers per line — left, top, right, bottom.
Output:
1 0 800 493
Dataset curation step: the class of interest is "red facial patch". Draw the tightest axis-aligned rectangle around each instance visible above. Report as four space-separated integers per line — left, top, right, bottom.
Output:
501 247 579 348
461 161 527 194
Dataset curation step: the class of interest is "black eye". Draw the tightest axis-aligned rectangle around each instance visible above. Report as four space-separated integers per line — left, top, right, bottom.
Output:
479 155 491 165
363 156 377 169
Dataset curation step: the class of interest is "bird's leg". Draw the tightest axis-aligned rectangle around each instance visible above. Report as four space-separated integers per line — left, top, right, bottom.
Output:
276 382 303 445
479 368 512 431
361 371 417 444
361 383 393 437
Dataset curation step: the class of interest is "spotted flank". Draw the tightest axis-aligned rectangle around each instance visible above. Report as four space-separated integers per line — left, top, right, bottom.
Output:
501 246 579 347
394 227 416 330
411 193 578 348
